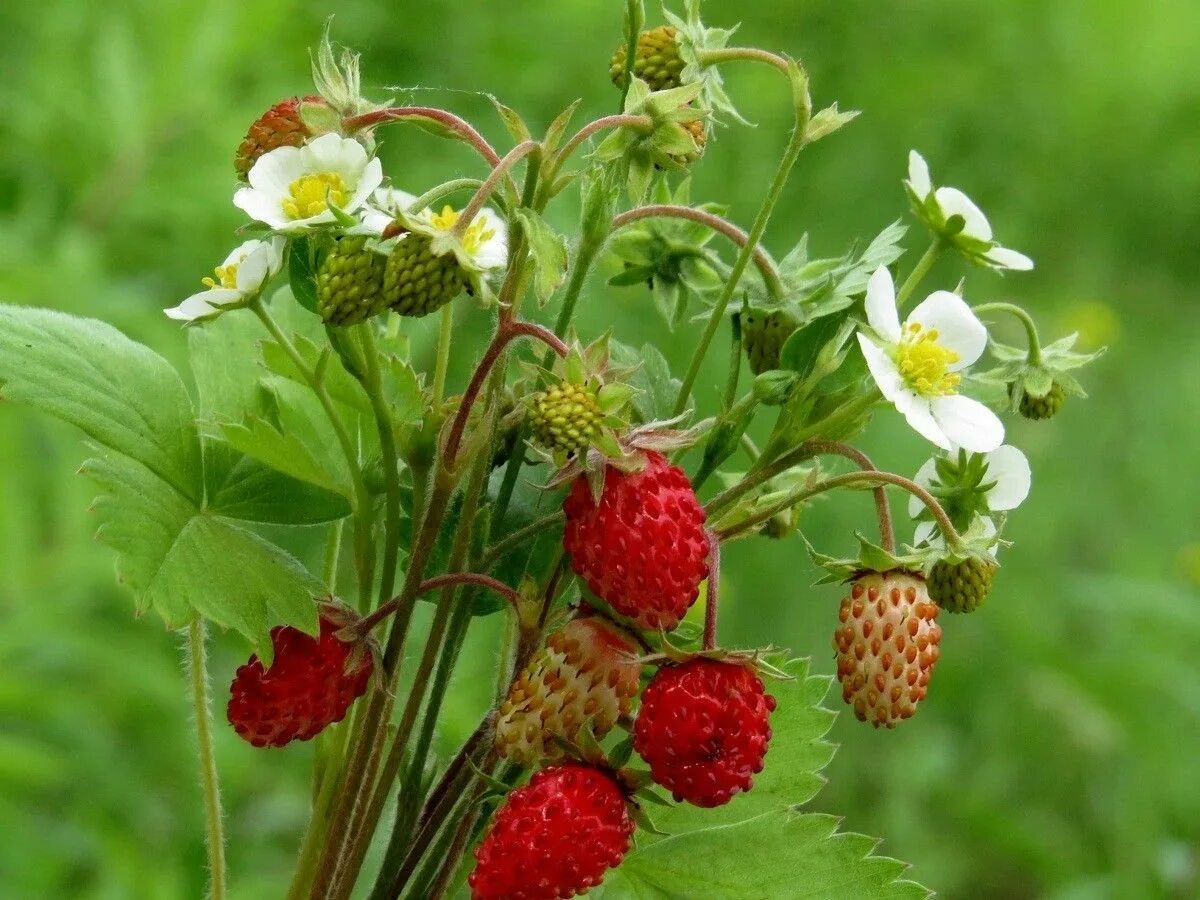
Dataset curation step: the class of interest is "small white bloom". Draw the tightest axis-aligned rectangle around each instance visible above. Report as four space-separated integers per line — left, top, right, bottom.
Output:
857 266 1004 453
905 150 1034 272
233 133 383 233
165 237 285 322
911 444 1031 546
367 188 508 272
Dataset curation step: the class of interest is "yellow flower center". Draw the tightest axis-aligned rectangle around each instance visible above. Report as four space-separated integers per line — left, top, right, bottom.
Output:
201 261 240 290
282 172 349 220
895 322 961 396
429 205 496 256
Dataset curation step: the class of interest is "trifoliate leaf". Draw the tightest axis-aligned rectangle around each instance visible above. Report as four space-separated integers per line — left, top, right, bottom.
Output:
611 341 684 422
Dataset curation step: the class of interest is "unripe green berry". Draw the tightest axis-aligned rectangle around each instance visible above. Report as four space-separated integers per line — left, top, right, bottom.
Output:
609 26 685 92
529 382 603 456
317 237 389 326
740 308 800 375
928 557 997 614
383 234 467 318
1016 381 1066 420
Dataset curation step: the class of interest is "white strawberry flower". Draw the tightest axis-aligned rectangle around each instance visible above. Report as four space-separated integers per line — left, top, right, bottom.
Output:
906 150 1034 272
233 133 383 233
857 266 1004 453
910 444 1031 547
369 187 508 272
165 236 285 322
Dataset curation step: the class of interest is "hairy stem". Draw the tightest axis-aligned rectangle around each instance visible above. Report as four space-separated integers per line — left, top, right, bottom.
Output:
698 46 792 73
611 205 785 300
703 535 721 651
453 141 541 240
406 178 487 215
352 573 521 636
480 511 565 569
896 240 942 309
972 301 1043 365
343 106 506 172
553 114 653 174
617 0 644 111
187 619 226 900
432 305 454 406
806 441 896 553
359 325 402 605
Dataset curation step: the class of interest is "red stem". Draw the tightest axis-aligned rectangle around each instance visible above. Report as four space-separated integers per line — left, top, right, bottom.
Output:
555 113 653 167
343 106 504 169
443 321 569 466
703 532 720 651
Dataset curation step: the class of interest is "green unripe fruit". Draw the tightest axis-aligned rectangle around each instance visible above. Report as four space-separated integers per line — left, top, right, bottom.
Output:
529 382 603 456
740 308 800 375
1016 381 1066 420
609 25 685 92
928 557 997 614
316 237 389 326
383 234 467 318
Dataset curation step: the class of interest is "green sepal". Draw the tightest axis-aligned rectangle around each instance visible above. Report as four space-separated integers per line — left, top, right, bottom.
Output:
512 208 568 306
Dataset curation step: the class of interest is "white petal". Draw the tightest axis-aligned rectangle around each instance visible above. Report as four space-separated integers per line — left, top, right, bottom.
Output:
233 187 287 228
935 187 992 241
165 288 241 322
907 290 988 368
894 391 952 449
373 187 420 214
305 132 365 176
984 245 1035 271
246 144 305 195
913 520 939 547
983 445 1031 511
864 266 902 341
472 208 509 270
344 157 384 213
907 150 932 198
233 239 284 293
909 458 939 518
930 395 1004 453
858 335 905 403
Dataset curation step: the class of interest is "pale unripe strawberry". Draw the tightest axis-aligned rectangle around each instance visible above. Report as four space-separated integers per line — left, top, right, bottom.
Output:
833 571 942 728
1017 381 1067 420
529 382 604 457
609 26 685 92
316 236 388 326
496 614 642 765
382 234 467 318
740 307 801 375
928 557 997 614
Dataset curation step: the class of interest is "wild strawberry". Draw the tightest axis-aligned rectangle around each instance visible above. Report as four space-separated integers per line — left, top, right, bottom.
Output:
316 236 389 326
227 606 374 748
529 381 604 457
833 571 942 728
1015 381 1067 420
234 95 329 181
928 556 997 614
563 452 710 632
634 658 775 807
609 25 685 92
382 233 467 318
496 614 642 765
469 763 634 900
739 307 800 375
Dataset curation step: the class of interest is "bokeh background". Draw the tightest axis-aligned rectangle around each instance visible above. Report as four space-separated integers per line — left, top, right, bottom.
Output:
1 0 1197 897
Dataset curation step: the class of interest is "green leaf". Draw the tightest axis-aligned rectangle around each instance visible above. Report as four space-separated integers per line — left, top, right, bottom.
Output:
216 407 347 498
513 208 569 306
207 455 350 525
490 95 531 144
0 306 201 502
611 341 683 423
288 238 320 314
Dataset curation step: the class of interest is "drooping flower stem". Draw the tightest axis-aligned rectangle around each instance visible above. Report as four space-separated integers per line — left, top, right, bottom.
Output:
972 301 1044 365
806 441 896 553
698 46 792 74
552 114 654 175
611 204 785 300
343 106 505 171
617 0 645 111
896 239 942 309
406 178 487 215
452 140 542 239
186 619 227 900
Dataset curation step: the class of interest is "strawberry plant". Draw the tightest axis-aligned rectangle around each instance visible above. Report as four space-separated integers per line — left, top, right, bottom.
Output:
0 2 1102 897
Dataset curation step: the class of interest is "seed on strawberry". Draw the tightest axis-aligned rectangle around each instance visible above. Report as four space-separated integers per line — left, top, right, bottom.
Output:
1015 381 1066 420
634 658 776 807
469 763 634 900
529 382 604 457
316 236 389 326
562 452 710 632
234 95 328 181
227 607 373 748
928 556 997 614
739 307 800 375
382 233 467 318
833 571 942 728
496 614 642 766
609 25 685 92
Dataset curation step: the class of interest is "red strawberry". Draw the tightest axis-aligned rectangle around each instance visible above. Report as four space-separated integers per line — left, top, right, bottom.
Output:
227 606 373 748
562 452 710 632
234 95 329 180
633 658 776 807
833 571 942 728
496 613 642 765
469 763 634 900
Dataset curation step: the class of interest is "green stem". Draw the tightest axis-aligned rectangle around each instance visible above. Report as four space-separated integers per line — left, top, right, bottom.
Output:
187 619 226 900
480 511 564 569
758 388 881 468
406 178 487 215
432 304 454 406
360 325 403 605
322 519 344 594
896 240 942 309
972 301 1043 365
550 114 653 179
698 46 792 73
674 115 807 415
618 0 644 111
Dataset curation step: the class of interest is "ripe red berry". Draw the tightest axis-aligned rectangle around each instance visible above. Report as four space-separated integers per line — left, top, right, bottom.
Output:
562 452 710 632
227 609 373 748
633 658 776 807
469 763 634 900
833 571 942 728
234 95 328 180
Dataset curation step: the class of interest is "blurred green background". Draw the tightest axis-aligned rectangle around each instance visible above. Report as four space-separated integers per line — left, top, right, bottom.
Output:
1 0 1197 897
